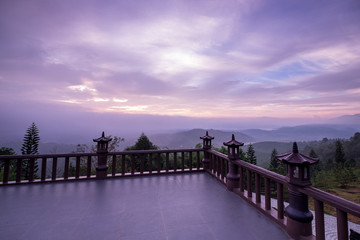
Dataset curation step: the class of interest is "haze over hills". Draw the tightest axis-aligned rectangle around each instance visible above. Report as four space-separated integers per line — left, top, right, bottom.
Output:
1 114 359 155
150 129 254 149
242 124 358 142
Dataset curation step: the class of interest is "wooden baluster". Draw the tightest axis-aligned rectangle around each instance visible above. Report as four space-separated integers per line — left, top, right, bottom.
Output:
52 157 58 180
214 156 218 176
219 158 224 179
181 152 185 171
16 159 22 183
314 199 325 240
239 166 244 192
149 153 153 174
255 173 261 203
196 151 200 170
29 158 35 182
64 156 69 180
157 153 161 173
166 153 169 172
3 160 9 184
41 157 47 181
218 157 221 177
131 155 135 175
265 177 271 210
212 155 216 175
189 152 193 171
75 156 80 179
174 152 177 172
247 169 252 198
336 209 348 240
140 154 144 174
121 155 126 175
87 156 92 178
28 159 34 182
277 183 284 219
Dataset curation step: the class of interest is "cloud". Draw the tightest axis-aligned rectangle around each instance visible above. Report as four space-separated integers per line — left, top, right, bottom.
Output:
0 0 360 135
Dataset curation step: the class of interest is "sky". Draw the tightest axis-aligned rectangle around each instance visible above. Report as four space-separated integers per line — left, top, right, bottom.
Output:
1 0 360 142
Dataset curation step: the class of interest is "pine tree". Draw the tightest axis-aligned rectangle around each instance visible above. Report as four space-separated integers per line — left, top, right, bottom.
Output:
335 139 346 169
21 122 40 179
126 133 158 150
246 144 257 165
0 147 16 170
125 133 158 172
269 148 279 170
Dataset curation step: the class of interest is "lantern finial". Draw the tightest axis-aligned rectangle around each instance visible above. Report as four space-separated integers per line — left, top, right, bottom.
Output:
293 142 299 153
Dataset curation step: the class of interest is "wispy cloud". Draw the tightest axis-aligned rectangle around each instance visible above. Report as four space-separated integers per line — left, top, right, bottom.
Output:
0 0 359 133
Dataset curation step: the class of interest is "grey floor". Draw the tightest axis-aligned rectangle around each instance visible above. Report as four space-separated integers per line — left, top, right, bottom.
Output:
0 173 291 240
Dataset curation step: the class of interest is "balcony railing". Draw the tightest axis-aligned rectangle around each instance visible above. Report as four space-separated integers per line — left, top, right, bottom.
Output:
205 149 360 240
0 132 359 240
0 149 203 184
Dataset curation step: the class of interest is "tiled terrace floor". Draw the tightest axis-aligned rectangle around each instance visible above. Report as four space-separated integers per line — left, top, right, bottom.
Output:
0 173 290 240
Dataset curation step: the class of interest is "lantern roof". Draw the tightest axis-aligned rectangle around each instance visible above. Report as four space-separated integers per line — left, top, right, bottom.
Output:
276 142 319 165
200 131 214 140
93 132 112 143
223 134 244 147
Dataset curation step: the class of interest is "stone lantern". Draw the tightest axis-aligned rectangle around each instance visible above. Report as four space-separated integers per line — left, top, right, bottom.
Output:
276 142 319 186
223 134 244 160
200 131 214 149
200 131 214 171
93 132 112 179
93 132 112 154
276 142 319 239
223 134 244 191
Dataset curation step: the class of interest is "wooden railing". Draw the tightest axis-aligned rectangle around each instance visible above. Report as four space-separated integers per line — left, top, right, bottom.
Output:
206 149 360 240
207 149 287 227
0 149 203 185
300 186 360 240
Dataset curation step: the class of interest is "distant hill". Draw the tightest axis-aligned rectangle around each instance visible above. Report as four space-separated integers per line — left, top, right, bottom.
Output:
250 141 310 168
327 113 360 126
150 128 254 149
242 124 358 142
0 140 78 155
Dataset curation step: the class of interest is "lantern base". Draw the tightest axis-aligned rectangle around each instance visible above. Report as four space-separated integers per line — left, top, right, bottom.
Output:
226 173 240 191
286 217 313 239
96 166 108 180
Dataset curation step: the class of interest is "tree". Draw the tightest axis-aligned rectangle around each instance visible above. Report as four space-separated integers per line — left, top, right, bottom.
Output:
269 148 285 175
21 122 40 179
335 139 346 169
125 133 158 172
309 148 321 178
0 147 16 170
246 144 257 165
126 133 158 151
0 147 16 181
269 148 279 170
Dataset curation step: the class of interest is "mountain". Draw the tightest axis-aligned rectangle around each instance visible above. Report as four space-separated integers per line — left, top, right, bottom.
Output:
327 113 360 126
242 124 358 142
150 128 254 149
251 141 312 168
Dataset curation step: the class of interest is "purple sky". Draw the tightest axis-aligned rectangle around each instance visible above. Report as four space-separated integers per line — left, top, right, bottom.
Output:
1 0 360 141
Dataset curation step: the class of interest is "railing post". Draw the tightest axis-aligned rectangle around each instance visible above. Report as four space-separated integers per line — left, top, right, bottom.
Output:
200 131 214 172
93 132 112 180
224 134 244 191
276 142 319 240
